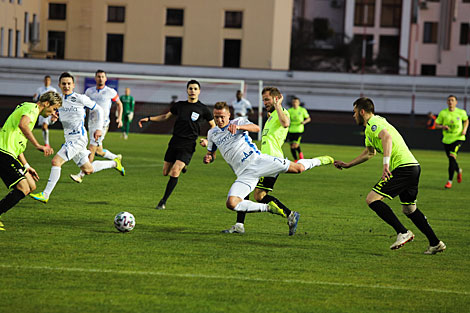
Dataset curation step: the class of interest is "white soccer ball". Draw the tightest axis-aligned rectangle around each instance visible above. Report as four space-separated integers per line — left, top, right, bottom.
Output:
114 211 135 232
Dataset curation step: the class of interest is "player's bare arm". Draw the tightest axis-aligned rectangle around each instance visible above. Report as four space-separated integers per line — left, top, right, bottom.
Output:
18 115 53 156
274 94 290 128
462 119 469 135
138 111 173 128
334 146 376 170
228 123 260 134
378 129 393 180
114 98 124 128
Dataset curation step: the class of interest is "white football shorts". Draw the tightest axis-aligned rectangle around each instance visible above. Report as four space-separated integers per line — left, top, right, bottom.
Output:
57 137 91 167
227 154 290 199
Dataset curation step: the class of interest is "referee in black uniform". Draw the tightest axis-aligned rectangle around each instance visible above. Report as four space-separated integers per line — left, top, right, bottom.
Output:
139 80 215 209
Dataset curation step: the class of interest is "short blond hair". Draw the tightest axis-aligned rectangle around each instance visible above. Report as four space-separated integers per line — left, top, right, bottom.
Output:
39 91 62 107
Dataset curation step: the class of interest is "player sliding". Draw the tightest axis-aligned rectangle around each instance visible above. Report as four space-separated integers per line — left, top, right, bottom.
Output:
203 101 334 236
30 72 125 204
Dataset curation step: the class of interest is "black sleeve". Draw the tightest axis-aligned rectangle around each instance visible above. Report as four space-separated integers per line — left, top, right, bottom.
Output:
203 105 213 121
170 101 180 115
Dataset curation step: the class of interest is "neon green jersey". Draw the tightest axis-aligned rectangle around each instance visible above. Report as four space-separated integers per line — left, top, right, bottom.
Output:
364 115 418 171
260 108 290 158
288 106 309 133
435 108 468 144
0 102 39 157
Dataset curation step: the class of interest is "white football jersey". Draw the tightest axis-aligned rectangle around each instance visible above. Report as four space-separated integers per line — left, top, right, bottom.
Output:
231 98 252 117
34 85 57 101
207 117 260 176
85 86 119 127
58 92 103 141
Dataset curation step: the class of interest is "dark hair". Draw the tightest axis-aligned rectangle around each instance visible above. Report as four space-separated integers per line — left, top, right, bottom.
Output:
39 91 62 107
187 80 200 89
95 69 106 76
353 97 375 114
448 95 457 101
292 96 300 101
44 75 51 79
59 72 75 83
262 87 281 98
214 101 229 111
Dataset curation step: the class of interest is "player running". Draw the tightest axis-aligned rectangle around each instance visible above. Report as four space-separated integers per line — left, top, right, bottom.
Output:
334 97 446 254
70 69 124 183
33 75 58 147
203 101 334 236
30 72 125 203
0 91 62 230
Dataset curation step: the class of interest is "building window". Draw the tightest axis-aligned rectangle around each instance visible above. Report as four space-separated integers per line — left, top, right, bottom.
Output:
423 22 438 43
457 66 469 77
354 0 375 27
49 3 66 20
0 28 3 57
15 30 20 57
48 31 65 59
166 9 184 26
225 11 243 28
24 12 29 43
108 6 125 23
164 36 182 65
8 29 13 57
421 64 436 76
106 34 124 62
380 0 402 27
223 39 241 68
460 23 470 45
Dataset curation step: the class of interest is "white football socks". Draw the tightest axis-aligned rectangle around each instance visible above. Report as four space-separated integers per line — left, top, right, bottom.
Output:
102 149 117 160
234 200 269 212
43 166 61 198
91 160 116 173
297 158 321 171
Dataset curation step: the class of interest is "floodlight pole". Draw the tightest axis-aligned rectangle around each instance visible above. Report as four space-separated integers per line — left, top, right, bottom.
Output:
360 4 368 97
258 80 263 141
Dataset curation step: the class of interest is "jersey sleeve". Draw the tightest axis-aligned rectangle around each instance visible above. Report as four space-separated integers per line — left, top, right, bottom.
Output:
85 88 92 98
232 117 252 126
206 129 217 152
80 94 97 110
203 105 213 121
245 99 252 109
111 89 119 102
170 102 180 115
461 110 469 121
303 108 310 119
435 112 443 124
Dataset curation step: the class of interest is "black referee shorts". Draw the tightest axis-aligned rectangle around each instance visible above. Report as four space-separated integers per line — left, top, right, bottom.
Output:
444 140 464 157
0 151 26 189
372 165 420 205
164 137 196 165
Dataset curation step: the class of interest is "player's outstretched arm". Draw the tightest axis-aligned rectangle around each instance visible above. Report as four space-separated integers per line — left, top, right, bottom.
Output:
334 147 375 170
138 111 173 128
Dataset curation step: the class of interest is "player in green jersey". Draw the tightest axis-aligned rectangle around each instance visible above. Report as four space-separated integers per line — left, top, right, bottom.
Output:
334 97 445 255
287 97 311 161
435 95 468 189
0 91 62 230
120 87 135 140
222 87 302 236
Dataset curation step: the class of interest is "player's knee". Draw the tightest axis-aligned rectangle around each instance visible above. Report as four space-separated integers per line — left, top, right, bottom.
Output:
82 168 93 175
254 192 264 202
402 204 416 215
226 198 237 210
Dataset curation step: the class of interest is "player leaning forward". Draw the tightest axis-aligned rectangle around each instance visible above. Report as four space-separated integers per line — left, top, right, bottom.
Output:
334 97 445 254
30 72 125 203
203 101 334 235
0 91 62 230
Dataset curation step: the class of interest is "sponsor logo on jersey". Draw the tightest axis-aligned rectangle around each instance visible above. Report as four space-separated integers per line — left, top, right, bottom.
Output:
241 150 253 163
61 107 78 112
191 112 200 121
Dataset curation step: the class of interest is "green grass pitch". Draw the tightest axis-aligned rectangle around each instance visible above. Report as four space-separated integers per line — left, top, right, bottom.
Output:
0 129 469 313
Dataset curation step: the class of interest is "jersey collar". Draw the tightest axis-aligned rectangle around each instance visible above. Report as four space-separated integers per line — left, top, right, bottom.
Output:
64 92 75 100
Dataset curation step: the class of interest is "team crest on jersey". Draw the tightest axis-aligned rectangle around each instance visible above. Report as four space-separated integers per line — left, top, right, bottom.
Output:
191 112 200 121
70 97 77 102
371 125 377 131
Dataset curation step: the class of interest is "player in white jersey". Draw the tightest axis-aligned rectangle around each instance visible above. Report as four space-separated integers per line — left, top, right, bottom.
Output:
231 90 253 117
203 102 334 236
33 75 58 147
30 72 125 204
70 69 124 183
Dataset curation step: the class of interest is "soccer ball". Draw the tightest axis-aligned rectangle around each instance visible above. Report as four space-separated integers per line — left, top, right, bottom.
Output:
114 211 135 232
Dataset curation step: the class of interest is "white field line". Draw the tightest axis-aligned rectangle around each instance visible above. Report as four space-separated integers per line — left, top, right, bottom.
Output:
0 264 468 296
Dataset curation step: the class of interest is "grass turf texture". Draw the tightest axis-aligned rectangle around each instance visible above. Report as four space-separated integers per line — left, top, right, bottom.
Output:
0 129 469 313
